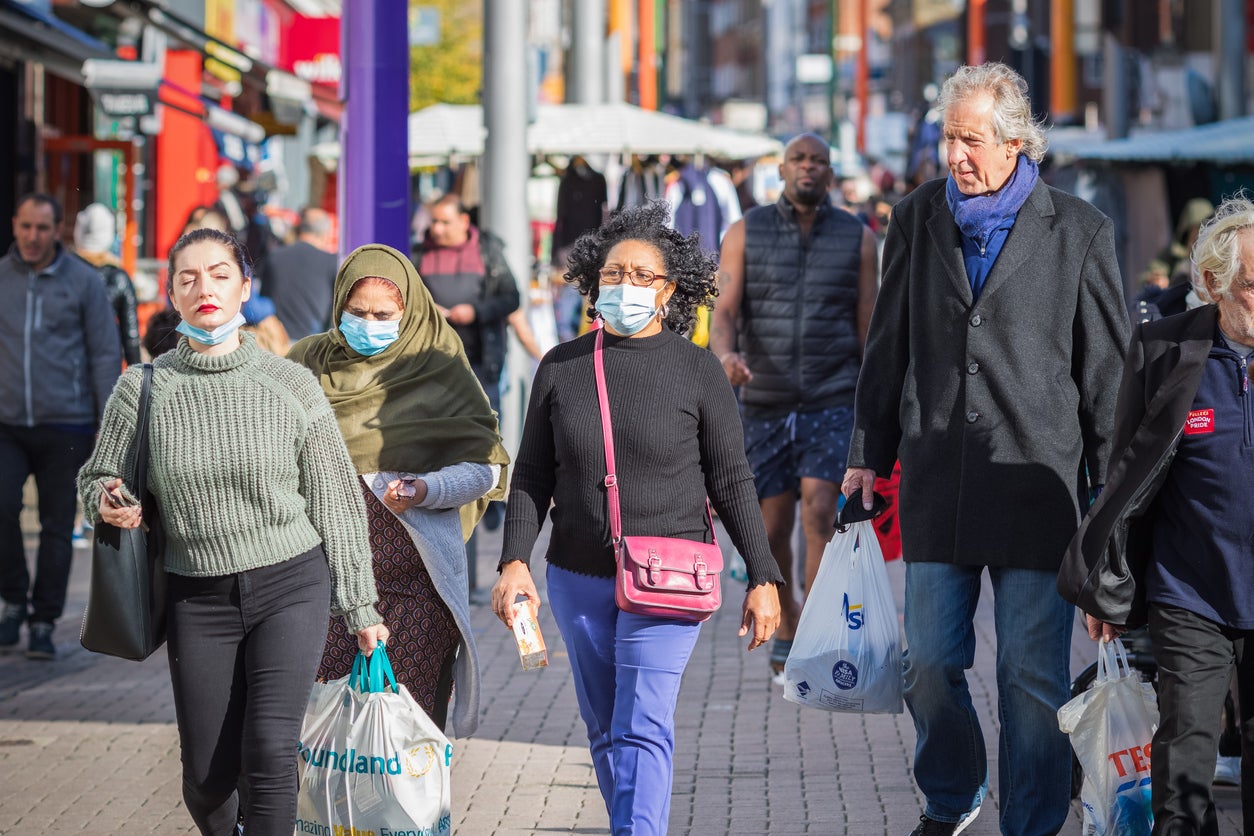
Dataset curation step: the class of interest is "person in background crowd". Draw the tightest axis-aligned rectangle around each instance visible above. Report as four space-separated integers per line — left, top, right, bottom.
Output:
1061 195 1254 836
843 63 1129 836
1140 198 1217 322
712 133 879 682
181 205 230 237
0 193 122 660
291 244 509 734
142 307 182 359
255 207 338 341
726 158 759 214
413 195 520 406
493 200 781 836
74 202 141 366
1161 198 1217 284
412 195 519 542
212 165 249 241
78 227 387 835
240 293 291 356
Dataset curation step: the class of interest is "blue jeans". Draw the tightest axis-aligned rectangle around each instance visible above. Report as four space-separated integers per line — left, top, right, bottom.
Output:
903 562 1073 836
547 564 702 836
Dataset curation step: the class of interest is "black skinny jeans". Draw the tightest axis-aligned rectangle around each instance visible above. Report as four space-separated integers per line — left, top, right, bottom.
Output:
0 423 92 623
1148 604 1254 836
167 546 331 836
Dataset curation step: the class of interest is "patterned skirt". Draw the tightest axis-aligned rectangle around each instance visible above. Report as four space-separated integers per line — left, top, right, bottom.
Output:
318 479 462 723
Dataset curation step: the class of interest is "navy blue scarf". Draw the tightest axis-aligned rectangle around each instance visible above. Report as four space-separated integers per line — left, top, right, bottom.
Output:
945 155 1039 252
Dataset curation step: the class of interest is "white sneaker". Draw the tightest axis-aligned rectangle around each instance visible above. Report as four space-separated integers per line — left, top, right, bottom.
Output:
953 805 981 835
1214 755 1241 786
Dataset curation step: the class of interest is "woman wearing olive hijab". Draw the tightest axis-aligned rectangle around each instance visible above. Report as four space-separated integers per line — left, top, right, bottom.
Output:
289 244 509 735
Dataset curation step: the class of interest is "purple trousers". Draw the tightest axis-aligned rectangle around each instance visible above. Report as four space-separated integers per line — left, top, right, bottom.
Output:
546 564 702 836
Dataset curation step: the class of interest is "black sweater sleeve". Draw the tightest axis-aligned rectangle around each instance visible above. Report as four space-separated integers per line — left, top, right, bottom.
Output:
694 351 784 587
499 353 558 567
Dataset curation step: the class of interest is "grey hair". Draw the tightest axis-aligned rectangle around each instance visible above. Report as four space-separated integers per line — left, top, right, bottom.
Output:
938 62 1048 162
1191 194 1254 303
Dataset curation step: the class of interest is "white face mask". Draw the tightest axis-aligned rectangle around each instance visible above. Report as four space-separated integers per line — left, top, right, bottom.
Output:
175 312 247 346
597 284 661 335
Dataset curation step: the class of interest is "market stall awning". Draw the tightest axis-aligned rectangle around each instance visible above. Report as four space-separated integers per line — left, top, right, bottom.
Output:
406 102 783 162
1048 117 1254 165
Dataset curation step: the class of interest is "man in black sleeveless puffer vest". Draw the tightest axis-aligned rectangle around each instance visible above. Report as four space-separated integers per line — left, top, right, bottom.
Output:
711 132 879 680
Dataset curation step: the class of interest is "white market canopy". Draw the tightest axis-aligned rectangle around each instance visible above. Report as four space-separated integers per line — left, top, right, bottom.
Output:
406 102 783 163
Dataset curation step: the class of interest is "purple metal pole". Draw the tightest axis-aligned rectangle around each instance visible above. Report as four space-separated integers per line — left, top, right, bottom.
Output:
338 0 410 257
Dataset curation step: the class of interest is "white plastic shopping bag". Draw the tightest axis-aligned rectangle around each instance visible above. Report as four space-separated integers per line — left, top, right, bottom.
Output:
1057 638 1157 836
783 520 903 713
296 645 454 835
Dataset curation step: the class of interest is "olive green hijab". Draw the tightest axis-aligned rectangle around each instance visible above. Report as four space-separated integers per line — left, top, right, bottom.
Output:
288 244 509 539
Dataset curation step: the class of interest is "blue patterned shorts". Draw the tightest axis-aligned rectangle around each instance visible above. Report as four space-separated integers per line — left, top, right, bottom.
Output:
741 404 854 500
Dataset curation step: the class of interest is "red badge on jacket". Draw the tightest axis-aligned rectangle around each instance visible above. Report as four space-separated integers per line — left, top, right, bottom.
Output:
1184 409 1215 435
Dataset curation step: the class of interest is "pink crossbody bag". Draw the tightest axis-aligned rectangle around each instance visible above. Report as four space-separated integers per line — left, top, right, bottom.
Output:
593 326 723 622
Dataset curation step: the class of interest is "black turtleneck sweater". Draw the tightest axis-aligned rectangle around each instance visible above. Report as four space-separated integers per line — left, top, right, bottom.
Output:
500 327 783 588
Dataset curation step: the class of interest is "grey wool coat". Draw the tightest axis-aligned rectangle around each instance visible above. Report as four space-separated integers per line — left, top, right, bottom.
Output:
847 177 1131 571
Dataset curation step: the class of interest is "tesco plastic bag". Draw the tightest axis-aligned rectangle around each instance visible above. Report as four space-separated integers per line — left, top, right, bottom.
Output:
783 520 903 713
296 645 454 836
1057 639 1157 836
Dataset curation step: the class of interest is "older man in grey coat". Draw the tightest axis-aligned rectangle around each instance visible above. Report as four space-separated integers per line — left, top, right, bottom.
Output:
843 63 1130 836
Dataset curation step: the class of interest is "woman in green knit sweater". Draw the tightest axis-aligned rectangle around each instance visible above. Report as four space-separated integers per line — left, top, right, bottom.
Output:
77 228 388 836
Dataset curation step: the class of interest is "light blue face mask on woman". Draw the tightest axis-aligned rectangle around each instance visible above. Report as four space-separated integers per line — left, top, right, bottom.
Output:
176 312 247 346
597 284 661 335
339 311 401 356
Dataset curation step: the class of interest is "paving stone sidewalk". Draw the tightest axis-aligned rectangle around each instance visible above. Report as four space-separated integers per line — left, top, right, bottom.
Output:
0 516 1242 835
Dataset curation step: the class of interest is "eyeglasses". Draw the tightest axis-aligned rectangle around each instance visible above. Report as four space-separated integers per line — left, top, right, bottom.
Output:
599 267 667 286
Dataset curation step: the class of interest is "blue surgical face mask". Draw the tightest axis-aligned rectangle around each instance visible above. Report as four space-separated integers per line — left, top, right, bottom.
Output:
339 311 401 356
176 312 247 346
597 283 661 336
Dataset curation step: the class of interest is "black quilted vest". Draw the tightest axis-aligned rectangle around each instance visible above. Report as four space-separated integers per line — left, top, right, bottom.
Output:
739 197 864 416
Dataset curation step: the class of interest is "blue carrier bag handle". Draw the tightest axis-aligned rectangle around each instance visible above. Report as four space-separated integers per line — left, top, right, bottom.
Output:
348 643 399 694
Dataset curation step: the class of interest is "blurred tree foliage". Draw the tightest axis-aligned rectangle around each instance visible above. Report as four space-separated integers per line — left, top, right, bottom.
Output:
409 1 482 112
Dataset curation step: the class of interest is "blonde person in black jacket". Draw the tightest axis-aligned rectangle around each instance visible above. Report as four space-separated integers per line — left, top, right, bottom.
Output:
1061 196 1254 835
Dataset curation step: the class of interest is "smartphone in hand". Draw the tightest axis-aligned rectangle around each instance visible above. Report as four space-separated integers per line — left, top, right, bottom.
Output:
102 484 125 507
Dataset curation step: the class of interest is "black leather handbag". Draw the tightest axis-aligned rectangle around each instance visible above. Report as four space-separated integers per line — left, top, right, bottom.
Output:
79 364 168 661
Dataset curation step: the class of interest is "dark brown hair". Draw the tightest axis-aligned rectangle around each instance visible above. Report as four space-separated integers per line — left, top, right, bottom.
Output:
166 228 252 293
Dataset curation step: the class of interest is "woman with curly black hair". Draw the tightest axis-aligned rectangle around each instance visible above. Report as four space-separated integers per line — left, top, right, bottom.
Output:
492 200 782 835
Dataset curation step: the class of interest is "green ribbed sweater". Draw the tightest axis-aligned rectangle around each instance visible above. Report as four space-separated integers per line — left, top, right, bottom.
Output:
77 332 380 632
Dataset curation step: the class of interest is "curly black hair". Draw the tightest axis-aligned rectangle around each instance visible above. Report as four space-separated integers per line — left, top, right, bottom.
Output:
563 200 718 336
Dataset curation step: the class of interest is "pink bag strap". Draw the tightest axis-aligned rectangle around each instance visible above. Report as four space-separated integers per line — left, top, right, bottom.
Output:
592 325 717 546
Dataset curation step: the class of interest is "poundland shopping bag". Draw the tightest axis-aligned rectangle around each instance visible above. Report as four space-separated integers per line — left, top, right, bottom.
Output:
783 520 903 713
296 645 454 835
1057 639 1157 836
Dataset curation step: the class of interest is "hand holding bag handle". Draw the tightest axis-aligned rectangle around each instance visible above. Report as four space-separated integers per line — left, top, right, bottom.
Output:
835 488 889 532
593 327 723 622
80 364 168 660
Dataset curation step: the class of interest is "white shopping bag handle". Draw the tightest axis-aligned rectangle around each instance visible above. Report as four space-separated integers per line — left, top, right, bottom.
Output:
1095 637 1133 685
